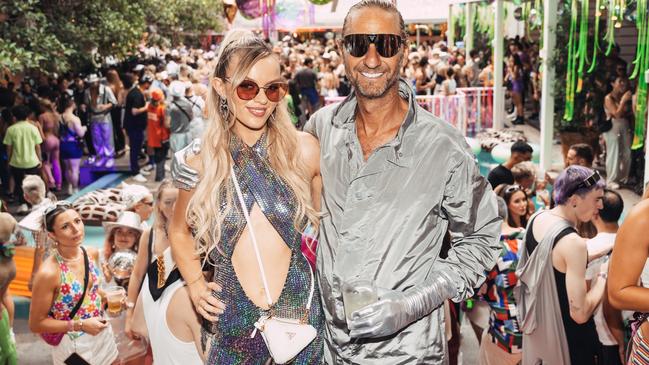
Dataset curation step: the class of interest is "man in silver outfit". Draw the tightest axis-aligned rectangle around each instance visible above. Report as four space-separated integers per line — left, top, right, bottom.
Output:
172 1 501 363
303 1 501 363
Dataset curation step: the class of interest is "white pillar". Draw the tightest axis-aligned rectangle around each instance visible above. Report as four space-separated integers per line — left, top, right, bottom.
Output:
465 2 474 56
493 0 505 130
539 0 558 173
447 4 455 47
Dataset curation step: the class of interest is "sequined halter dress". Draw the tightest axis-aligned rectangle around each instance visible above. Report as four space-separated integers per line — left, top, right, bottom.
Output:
202 133 323 364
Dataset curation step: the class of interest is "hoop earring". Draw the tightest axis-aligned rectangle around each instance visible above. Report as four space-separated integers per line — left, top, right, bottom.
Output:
219 98 230 121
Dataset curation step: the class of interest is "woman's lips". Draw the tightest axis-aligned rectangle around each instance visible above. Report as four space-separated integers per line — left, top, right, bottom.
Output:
246 107 267 117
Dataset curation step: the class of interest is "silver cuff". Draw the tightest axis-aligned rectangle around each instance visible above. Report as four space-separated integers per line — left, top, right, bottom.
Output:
171 139 201 191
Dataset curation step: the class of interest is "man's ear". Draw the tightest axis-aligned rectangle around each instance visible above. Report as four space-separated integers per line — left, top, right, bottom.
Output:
401 44 409 69
212 78 227 99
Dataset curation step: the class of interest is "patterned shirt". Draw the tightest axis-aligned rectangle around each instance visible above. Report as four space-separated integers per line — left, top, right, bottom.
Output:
51 251 103 340
483 230 524 354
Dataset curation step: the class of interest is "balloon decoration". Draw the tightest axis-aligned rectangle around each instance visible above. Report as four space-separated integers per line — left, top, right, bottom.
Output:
223 0 238 24
275 0 308 31
630 0 648 149
236 0 262 20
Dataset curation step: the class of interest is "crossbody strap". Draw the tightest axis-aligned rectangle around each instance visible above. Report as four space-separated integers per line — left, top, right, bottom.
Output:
231 166 314 310
68 246 90 320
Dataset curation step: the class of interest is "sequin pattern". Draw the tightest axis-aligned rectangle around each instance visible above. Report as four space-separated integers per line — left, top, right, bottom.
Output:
50 251 103 340
202 133 324 364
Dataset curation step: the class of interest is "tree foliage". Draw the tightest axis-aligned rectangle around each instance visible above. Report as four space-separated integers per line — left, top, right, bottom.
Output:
0 0 223 75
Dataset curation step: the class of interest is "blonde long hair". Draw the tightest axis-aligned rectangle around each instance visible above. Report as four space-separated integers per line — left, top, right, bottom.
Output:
187 31 318 261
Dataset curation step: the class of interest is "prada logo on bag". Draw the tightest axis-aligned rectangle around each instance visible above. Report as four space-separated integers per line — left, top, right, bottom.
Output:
286 331 296 340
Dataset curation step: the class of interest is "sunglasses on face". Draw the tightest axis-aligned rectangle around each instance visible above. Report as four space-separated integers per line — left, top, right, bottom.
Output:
342 34 404 58
224 78 288 102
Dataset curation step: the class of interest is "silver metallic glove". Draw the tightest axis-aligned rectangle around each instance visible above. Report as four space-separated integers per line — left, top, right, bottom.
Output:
348 271 458 339
171 138 201 191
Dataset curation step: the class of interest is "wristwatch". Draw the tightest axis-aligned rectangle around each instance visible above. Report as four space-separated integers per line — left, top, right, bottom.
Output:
125 301 135 309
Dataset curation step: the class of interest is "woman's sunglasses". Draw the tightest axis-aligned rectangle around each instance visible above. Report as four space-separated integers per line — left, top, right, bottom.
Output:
225 78 288 102
342 34 404 58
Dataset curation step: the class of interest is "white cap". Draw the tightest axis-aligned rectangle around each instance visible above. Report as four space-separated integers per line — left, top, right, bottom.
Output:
169 80 189 98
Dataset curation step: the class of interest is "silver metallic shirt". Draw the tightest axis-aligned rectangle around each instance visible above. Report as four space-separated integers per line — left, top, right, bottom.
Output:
305 79 501 364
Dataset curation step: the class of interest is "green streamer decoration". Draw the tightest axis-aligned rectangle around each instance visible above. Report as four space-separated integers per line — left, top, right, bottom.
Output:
631 0 648 149
605 0 617 56
588 0 603 73
563 0 579 121
576 0 590 92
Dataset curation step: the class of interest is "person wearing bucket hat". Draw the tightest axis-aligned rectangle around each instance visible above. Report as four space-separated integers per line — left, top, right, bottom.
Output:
29 201 118 365
102 211 143 288
121 183 154 229
83 73 117 168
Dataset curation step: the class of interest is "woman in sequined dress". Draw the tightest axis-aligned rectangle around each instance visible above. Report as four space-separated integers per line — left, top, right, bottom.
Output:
169 31 323 364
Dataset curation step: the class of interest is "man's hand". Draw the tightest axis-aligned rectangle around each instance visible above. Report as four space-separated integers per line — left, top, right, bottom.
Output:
348 272 457 339
348 288 413 339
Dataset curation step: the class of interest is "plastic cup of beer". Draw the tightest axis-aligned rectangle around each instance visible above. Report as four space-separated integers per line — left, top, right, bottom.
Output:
105 286 126 316
342 279 378 324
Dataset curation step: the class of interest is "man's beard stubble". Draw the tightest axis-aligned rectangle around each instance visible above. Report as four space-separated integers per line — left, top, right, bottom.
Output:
345 51 403 100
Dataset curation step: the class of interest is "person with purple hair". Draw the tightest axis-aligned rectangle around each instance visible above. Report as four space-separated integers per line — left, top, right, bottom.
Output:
516 165 606 365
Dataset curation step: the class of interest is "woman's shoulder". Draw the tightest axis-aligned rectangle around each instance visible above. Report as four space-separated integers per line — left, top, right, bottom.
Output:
296 132 320 159
35 257 61 283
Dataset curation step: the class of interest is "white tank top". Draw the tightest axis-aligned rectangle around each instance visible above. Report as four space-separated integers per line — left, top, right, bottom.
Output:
142 277 202 364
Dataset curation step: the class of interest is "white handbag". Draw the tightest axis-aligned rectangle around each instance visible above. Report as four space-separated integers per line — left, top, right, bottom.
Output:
231 167 317 364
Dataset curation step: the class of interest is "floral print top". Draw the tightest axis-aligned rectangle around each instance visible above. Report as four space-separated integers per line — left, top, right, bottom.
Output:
50 250 103 339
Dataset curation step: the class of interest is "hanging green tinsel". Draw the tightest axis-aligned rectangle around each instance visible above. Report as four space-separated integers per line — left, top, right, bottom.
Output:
563 0 579 121
588 0 603 73
576 0 590 92
631 0 648 149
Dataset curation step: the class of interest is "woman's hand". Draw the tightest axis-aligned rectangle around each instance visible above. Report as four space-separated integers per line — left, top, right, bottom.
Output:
101 262 113 284
81 317 108 336
189 281 225 322
124 309 138 340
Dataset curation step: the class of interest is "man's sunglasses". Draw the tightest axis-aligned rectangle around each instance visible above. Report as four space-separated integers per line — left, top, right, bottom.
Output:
342 34 404 58
224 78 288 102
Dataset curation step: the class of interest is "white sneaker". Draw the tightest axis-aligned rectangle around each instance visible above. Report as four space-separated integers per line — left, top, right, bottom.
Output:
17 204 29 214
142 165 154 172
139 169 151 176
133 174 147 183
86 156 96 165
104 158 115 169
165 162 170 172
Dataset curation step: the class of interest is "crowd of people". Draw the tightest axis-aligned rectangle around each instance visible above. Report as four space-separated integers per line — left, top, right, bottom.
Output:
0 0 647 364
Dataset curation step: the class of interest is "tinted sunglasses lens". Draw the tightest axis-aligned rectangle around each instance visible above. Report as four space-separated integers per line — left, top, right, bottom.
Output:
377 34 402 57
344 34 402 58
236 80 260 100
344 35 370 57
265 83 287 102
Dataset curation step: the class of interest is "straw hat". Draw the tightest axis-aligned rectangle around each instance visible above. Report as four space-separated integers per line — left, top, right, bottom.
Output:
0 213 17 243
103 211 143 234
